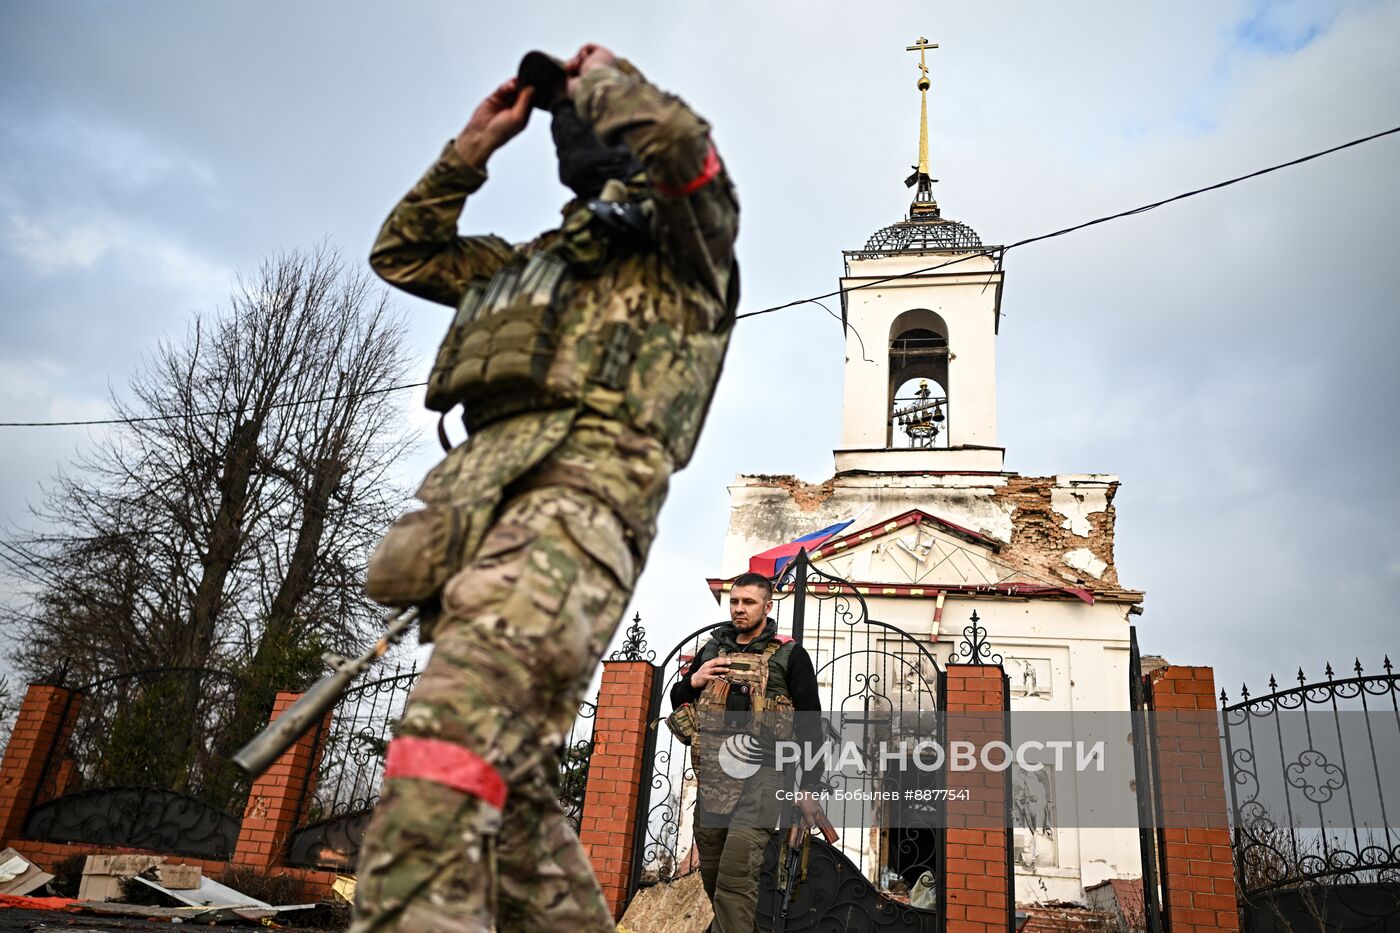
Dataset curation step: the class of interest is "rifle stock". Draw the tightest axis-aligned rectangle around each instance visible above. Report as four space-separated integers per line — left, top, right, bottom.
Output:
233 607 418 777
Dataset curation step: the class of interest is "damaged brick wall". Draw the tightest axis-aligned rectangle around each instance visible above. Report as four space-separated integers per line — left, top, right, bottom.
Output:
721 475 848 563
744 474 837 513
993 478 1120 590
725 472 1130 599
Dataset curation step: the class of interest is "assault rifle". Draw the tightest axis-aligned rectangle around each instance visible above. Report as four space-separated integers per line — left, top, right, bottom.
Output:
775 799 839 933
233 606 419 777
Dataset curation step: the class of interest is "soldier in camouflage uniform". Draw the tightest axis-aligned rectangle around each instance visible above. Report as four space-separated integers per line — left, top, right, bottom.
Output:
671 573 825 932
351 44 738 932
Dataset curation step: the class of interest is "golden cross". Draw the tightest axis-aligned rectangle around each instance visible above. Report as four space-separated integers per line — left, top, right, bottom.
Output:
905 37 938 178
906 36 938 78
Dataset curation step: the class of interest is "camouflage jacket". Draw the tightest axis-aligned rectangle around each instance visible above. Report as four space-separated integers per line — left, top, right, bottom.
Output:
369 62 739 557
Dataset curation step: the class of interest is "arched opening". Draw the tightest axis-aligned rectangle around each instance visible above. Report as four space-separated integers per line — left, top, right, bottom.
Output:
888 310 950 448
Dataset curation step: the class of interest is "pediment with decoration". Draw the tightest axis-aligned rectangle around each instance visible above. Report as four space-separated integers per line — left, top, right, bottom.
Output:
805 509 1040 590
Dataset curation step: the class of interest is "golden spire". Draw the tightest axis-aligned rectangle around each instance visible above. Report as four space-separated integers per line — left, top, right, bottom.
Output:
905 37 939 215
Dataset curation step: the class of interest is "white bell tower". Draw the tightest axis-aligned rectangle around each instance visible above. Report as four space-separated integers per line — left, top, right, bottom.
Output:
715 39 1144 904
835 37 1005 474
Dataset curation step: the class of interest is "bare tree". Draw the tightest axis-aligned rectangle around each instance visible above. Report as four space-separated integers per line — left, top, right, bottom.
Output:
2 245 415 695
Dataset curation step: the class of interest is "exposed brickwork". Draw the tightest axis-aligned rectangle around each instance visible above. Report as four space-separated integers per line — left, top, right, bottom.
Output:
1148 665 1240 933
578 660 656 921
0 684 81 840
1084 876 1147 930
944 665 1010 933
993 477 1120 589
743 474 837 513
232 691 330 871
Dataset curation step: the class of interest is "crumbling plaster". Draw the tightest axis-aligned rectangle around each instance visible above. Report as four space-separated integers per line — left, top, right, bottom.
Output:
1063 548 1108 580
1051 478 1111 537
993 475 1120 589
721 472 1121 591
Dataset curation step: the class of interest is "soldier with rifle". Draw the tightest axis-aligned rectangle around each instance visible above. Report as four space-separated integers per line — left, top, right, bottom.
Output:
240 42 738 932
668 572 833 931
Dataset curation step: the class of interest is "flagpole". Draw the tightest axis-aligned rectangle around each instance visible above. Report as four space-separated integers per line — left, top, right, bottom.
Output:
848 503 875 527
790 549 808 645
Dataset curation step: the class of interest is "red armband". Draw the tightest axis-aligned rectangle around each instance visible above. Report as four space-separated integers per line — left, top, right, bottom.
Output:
384 736 508 809
655 141 721 197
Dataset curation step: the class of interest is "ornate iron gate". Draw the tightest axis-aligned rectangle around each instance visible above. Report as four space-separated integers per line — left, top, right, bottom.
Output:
636 550 945 930
1220 658 1400 930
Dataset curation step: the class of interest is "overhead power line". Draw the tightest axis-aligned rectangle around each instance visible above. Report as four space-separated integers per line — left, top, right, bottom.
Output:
2 123 1396 430
735 123 1400 320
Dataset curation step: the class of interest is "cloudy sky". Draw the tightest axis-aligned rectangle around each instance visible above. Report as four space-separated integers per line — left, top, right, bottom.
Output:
2 1 1397 698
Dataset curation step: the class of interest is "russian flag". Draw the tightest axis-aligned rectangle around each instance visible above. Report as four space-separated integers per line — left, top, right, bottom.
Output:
747 520 855 577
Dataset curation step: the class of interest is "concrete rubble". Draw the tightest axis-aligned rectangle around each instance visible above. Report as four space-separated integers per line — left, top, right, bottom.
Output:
0 848 53 897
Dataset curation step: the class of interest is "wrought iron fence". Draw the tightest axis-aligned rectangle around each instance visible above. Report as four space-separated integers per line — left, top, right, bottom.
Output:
1221 657 1400 924
778 555 944 901
287 661 600 869
24 667 275 858
300 666 417 813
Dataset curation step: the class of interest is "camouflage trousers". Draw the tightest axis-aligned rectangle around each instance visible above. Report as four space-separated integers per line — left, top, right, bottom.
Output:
351 485 635 933
693 825 775 933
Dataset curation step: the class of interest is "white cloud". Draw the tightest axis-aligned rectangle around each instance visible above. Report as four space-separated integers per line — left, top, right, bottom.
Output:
5 208 227 289
0 359 111 430
6 212 116 271
3 110 216 194
0 359 66 399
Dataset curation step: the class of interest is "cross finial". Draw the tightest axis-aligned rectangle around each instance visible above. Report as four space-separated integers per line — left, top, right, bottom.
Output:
903 37 940 211
906 36 939 77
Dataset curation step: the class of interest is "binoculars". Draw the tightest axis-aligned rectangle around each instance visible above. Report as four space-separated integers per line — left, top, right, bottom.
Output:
517 51 568 110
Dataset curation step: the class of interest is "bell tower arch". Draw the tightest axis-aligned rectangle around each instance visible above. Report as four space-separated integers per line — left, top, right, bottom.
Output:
888 309 949 448
834 38 1005 474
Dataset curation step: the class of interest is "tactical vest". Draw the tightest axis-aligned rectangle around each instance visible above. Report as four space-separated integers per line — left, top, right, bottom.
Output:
423 186 734 468
692 635 797 816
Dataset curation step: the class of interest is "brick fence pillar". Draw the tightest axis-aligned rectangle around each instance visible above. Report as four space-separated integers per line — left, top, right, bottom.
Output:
0 683 81 840
578 659 656 920
1149 665 1240 933
232 691 329 870
943 664 1012 933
